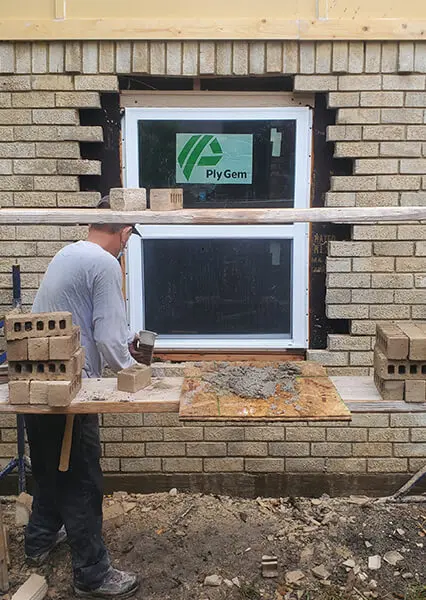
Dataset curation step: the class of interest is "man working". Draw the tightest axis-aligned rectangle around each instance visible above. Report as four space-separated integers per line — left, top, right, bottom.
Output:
24 198 142 599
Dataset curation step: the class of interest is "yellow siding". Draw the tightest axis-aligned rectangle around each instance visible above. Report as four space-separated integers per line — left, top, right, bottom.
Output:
0 0 425 39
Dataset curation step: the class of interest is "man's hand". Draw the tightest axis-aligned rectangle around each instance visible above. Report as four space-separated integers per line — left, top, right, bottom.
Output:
128 335 153 366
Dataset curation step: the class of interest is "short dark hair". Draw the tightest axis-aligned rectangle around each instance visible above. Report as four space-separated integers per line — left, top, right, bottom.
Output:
91 194 128 234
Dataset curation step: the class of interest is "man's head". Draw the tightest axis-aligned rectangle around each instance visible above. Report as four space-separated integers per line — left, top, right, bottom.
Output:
88 195 134 258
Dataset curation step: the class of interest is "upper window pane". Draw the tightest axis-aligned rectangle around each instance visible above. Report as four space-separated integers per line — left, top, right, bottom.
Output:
138 119 296 208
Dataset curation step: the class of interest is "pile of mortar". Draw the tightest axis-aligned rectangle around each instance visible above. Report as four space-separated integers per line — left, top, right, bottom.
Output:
201 363 301 400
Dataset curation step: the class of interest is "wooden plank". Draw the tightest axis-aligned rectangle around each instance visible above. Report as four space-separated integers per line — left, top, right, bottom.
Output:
156 352 305 362
120 91 315 108
1 17 426 41
0 504 8 593
2 206 426 226
0 377 182 414
54 0 66 19
11 574 47 600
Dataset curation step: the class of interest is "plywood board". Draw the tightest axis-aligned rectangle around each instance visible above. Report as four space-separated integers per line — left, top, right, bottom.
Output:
0 377 182 414
180 363 350 421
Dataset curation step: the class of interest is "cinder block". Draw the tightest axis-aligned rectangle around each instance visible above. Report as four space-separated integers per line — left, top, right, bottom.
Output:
150 188 183 211
405 380 426 404
376 323 409 360
397 322 426 360
374 346 426 380
49 326 80 359
29 381 48 404
5 311 73 340
109 188 147 211
8 380 30 404
6 338 28 361
374 372 404 401
117 365 152 393
27 337 49 361
47 375 82 407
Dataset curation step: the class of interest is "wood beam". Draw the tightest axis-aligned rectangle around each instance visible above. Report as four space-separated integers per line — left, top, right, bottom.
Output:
1 206 426 225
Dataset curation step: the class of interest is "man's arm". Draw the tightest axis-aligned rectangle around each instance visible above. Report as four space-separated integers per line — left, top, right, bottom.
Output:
92 261 136 373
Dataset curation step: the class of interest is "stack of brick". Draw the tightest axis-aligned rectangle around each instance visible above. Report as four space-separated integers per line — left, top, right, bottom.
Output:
374 322 426 403
5 312 84 407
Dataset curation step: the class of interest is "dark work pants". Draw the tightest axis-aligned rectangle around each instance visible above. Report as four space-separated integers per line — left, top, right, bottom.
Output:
24 414 110 589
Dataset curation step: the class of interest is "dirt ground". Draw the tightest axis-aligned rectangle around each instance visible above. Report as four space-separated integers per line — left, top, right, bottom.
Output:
4 491 426 600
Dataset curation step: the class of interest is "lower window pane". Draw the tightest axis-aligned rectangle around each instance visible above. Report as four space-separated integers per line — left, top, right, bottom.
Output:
143 239 292 336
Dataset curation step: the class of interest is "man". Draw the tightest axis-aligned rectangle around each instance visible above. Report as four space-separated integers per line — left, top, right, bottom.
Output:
24 198 142 599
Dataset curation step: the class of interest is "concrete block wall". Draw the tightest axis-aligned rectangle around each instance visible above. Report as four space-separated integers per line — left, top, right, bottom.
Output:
1 40 426 479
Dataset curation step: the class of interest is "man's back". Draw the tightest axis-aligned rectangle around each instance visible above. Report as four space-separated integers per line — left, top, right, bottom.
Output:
33 240 134 377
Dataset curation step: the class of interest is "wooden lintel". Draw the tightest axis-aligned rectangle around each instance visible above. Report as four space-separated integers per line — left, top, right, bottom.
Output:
1 206 426 225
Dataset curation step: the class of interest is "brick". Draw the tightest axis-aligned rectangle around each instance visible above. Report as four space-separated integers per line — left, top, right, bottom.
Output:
398 257 426 272
363 125 405 140
414 43 426 72
360 92 404 107
407 126 426 140
31 43 47 73
352 443 392 457
0 443 20 458
228 442 268 456
8 380 30 404
245 458 284 472
337 109 380 124
146 442 185 456
395 289 426 303
376 323 409 359
116 41 132 73
49 326 80 359
285 427 325 441
109 188 147 211
326 258 351 272
326 289 351 304
55 92 100 109
181 41 198 76
327 125 362 142
0 76 30 91
268 442 309 457
355 159 398 175
204 427 244 441
29 381 48 405
348 42 364 73
383 75 426 90
186 442 226 456
57 191 100 207
327 273 370 288
100 428 122 442
311 443 352 457
328 459 366 472
48 42 65 74
328 241 371 257
100 458 119 472
244 426 284 441
367 458 408 472
216 42 232 75
378 175 420 190
372 273 413 288
122 427 163 442
334 142 378 158
286 458 325 472
5 311 72 341
34 176 79 192
64 42 82 72
204 458 243 472
0 143 34 158
150 188 183 211
121 458 161 472
163 458 202 472
416 242 426 255
1 430 17 442
28 337 49 361
327 428 367 442
349 414 389 428
60 225 88 240
374 241 414 256
405 92 426 106
354 225 398 241
380 142 421 158
117 365 151 393
352 289 393 304
353 257 394 271
16 225 59 240
325 192 355 207
294 75 337 91
265 42 282 73
15 43 30 74
74 75 118 91
103 414 143 427
391 414 426 427
33 109 79 125
299 42 315 74
143 413 180 427
0 175 32 191
31 75 73 91
370 305 410 319
411 428 426 442
328 92 359 108
401 159 426 174
12 92 54 108
163 427 203 441
398 42 415 72
332 42 349 73
105 443 144 457
369 428 408 442
394 443 426 457
0 93 10 108
365 43 381 73
405 380 426 403
398 225 426 240
36 142 80 159
47 376 81 407
314 41 332 73
57 159 100 176
6 338 28 361
306 349 349 366
330 176 376 192
338 75 381 91
374 373 405 401
98 41 115 73
0 241 36 257
13 159 56 175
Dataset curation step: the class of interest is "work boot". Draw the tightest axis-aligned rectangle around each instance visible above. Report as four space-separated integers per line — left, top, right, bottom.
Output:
26 526 67 566
73 568 139 599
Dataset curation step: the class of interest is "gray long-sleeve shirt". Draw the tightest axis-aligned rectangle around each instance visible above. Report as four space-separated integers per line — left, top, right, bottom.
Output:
32 240 136 378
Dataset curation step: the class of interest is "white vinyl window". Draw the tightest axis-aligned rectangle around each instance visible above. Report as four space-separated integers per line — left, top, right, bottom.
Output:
123 106 312 350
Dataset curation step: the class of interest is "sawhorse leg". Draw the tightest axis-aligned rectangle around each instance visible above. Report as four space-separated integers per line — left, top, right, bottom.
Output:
0 415 30 493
